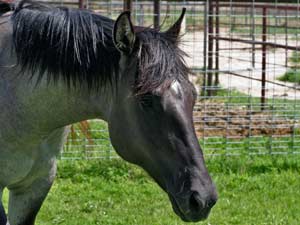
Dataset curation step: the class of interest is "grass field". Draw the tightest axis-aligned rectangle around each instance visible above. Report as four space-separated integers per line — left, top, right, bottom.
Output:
2 155 300 225
278 51 300 84
278 69 300 84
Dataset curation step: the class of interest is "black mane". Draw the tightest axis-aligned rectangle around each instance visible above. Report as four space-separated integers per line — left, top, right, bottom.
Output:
11 0 190 92
12 0 119 89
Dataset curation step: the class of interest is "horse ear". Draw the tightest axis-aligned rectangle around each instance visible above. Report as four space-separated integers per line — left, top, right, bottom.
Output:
113 11 136 53
165 8 186 42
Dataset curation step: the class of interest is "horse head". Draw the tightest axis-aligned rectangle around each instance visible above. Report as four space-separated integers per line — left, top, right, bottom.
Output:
108 10 217 222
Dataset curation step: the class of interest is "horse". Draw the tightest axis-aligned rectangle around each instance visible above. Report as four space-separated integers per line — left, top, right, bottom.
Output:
0 1 217 224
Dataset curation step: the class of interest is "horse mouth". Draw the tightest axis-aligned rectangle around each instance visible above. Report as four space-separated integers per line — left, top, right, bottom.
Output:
169 194 189 222
168 194 211 222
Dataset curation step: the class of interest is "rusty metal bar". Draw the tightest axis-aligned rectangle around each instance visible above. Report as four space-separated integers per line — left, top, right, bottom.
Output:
217 54 287 67
224 71 300 91
215 23 299 30
251 3 256 68
207 0 214 96
261 7 267 111
79 0 84 9
214 0 300 3
285 9 288 68
214 3 300 11
202 0 208 96
211 36 300 51
154 0 160 30
219 47 261 50
214 0 220 86
123 0 132 11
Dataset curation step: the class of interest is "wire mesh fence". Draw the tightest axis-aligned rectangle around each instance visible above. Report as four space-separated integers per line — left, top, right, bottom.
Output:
199 1 300 156
46 0 300 159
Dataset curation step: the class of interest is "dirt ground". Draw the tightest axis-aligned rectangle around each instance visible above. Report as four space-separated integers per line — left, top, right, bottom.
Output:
193 101 299 138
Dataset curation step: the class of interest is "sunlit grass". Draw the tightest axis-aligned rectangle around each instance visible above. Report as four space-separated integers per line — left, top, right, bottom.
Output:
3 156 300 225
278 69 300 84
278 51 300 84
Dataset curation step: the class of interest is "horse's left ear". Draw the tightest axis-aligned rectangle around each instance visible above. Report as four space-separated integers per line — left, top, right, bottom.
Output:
113 11 136 54
165 8 186 42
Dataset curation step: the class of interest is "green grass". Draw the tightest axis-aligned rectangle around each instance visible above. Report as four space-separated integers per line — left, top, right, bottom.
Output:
289 51 300 65
63 121 114 159
278 51 300 84
231 25 299 35
278 69 300 84
200 135 300 156
2 156 300 225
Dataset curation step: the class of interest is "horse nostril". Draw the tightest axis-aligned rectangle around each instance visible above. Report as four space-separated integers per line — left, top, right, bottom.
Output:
189 192 205 211
207 198 217 208
207 192 218 208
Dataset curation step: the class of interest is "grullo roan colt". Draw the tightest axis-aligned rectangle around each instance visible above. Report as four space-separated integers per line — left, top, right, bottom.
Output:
0 1 217 224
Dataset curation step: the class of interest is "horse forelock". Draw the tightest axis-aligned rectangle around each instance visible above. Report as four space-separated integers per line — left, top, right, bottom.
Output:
10 0 190 93
135 29 191 94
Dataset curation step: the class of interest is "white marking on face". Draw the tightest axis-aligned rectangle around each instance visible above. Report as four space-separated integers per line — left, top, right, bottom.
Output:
171 80 182 95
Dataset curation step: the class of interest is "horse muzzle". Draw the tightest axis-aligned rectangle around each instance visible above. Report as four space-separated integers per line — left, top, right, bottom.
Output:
168 188 217 222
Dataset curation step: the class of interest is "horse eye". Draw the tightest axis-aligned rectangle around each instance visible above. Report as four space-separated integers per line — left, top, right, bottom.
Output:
138 94 154 109
138 93 162 111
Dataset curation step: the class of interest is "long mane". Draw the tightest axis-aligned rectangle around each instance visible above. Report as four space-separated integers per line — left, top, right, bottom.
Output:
12 0 119 89
10 0 190 92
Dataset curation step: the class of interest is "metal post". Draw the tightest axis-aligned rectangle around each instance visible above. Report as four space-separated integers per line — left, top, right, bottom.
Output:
154 0 160 30
261 7 267 111
138 4 144 26
124 0 132 11
207 0 214 96
202 0 208 96
251 1 256 67
285 9 288 68
79 0 85 9
214 0 220 86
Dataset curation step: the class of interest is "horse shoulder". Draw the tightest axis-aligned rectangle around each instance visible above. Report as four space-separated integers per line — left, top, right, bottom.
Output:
0 127 69 189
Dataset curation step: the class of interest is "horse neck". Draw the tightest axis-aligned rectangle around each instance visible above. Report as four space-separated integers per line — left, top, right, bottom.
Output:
0 21 115 137
11 74 114 134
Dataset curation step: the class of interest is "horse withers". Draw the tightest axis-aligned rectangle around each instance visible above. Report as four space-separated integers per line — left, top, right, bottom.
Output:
0 1 217 224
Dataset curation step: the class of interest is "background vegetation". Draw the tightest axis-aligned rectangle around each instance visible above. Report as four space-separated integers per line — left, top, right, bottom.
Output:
278 51 300 84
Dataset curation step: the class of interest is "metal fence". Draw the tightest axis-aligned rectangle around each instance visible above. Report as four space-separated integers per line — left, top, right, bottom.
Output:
54 0 300 159
199 1 300 156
